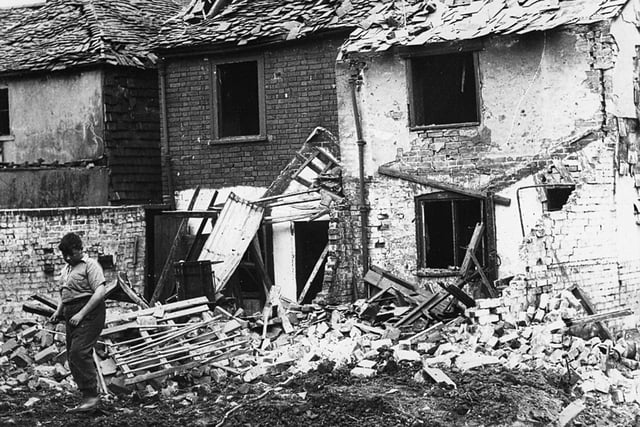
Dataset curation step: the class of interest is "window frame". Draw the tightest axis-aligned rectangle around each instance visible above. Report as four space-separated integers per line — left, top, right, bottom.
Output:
404 45 482 130
208 55 266 143
0 86 11 140
415 191 489 274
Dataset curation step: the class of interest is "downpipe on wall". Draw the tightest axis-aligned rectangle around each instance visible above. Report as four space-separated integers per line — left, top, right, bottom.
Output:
159 60 175 208
349 71 368 300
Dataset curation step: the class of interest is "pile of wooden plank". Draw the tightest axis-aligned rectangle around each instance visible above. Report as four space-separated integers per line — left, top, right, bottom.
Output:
99 297 251 390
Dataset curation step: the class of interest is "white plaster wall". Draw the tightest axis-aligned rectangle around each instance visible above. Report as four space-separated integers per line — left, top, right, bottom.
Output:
337 29 602 178
610 0 640 118
336 54 408 179
494 175 542 276
615 174 640 261
1 70 104 163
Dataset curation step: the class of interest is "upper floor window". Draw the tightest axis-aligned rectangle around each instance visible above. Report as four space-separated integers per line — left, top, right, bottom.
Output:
408 51 480 128
0 88 9 136
415 192 484 270
211 57 265 142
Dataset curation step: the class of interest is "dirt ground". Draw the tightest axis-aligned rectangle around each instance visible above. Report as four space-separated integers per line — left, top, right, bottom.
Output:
2 363 640 427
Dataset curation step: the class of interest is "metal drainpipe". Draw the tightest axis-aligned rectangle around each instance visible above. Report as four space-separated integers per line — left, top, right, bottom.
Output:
516 183 575 236
350 75 369 299
159 60 175 208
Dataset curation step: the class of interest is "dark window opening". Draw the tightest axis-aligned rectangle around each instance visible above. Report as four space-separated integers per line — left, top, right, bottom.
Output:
416 193 484 269
0 88 9 135
217 61 260 138
546 186 574 211
410 51 479 127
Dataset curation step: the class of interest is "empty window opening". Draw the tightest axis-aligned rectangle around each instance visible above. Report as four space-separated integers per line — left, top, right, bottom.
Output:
546 186 574 211
409 51 479 127
416 193 484 269
216 60 260 138
0 88 9 135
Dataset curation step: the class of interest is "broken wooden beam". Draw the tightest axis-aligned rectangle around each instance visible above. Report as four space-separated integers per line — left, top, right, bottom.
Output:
150 186 202 305
298 243 329 304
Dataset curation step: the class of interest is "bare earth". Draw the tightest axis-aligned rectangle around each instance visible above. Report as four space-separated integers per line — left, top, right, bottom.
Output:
2 363 639 427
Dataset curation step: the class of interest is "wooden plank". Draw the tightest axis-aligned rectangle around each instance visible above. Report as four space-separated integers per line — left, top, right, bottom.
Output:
102 304 209 336
93 350 110 395
30 294 58 309
395 299 432 326
459 222 484 278
378 166 511 206
116 272 150 309
117 327 231 361
365 267 432 302
105 296 209 325
564 308 633 327
124 348 251 385
186 190 218 261
369 265 417 291
569 285 614 341
150 186 201 304
469 252 496 298
123 338 247 372
297 243 330 304
423 367 456 389
440 283 476 307
250 236 274 294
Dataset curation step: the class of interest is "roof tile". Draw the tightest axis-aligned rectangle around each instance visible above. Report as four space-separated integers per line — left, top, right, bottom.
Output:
0 0 183 75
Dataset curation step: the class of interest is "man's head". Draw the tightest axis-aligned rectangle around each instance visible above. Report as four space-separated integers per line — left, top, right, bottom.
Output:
58 233 84 265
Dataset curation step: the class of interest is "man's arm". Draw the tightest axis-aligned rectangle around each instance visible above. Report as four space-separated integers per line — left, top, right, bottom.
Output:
50 297 63 323
68 284 105 326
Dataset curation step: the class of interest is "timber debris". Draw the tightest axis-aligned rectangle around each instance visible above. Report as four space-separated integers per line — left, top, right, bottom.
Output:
4 278 639 409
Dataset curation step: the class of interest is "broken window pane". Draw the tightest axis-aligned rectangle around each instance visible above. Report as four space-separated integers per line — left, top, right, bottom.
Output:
545 186 574 211
0 88 8 135
417 193 483 269
410 51 479 126
217 60 260 138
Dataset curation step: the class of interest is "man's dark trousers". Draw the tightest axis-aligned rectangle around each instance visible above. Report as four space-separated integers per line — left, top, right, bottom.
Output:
63 298 105 398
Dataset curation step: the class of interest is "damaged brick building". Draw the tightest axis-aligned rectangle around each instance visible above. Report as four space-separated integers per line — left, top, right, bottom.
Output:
332 0 640 330
3 0 640 335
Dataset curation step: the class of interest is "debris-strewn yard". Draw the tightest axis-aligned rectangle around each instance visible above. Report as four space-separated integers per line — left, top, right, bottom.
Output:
1 364 639 427
5 265 640 426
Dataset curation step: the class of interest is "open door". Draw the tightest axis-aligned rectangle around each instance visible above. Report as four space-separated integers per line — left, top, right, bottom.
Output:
294 221 329 303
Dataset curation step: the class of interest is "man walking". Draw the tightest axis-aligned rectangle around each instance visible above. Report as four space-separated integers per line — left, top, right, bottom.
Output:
50 232 106 412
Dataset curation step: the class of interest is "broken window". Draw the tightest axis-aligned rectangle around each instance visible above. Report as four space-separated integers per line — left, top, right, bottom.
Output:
408 51 479 127
0 88 9 136
211 57 265 140
545 186 574 212
416 192 484 269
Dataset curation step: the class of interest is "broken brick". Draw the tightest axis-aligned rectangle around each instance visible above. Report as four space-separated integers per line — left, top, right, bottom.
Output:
34 345 59 364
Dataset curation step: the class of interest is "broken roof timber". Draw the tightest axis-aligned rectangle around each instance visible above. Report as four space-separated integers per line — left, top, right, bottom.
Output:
378 165 511 206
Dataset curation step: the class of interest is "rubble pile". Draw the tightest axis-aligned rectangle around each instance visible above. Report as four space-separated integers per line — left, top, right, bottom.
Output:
0 320 74 396
2 279 639 414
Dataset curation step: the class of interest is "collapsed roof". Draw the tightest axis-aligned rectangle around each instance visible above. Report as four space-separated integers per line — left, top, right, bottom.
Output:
156 0 373 52
340 0 628 55
0 0 183 75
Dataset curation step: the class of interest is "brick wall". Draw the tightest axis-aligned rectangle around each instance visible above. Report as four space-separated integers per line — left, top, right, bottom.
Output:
0 206 146 324
104 66 163 205
162 35 344 195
